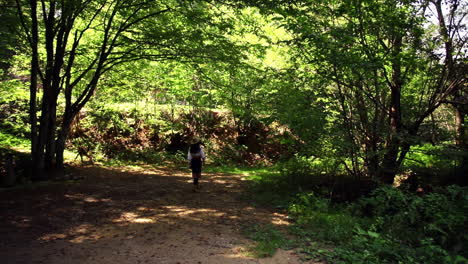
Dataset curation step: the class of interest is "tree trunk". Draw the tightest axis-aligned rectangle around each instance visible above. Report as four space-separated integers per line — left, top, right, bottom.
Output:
33 89 52 180
379 35 403 184
379 107 402 184
454 106 466 147
55 110 76 169
35 84 59 178
380 141 400 184
44 100 58 170
29 0 39 175
454 106 467 183
55 131 68 170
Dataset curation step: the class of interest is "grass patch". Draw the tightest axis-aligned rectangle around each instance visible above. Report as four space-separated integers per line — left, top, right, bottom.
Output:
243 224 292 258
0 130 30 151
203 165 294 207
204 165 272 175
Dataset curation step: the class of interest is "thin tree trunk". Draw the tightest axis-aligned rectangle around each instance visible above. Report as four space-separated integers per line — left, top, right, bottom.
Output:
55 121 71 170
454 106 465 147
56 109 76 169
454 107 468 184
29 0 39 173
44 100 58 169
33 0 57 178
379 35 403 184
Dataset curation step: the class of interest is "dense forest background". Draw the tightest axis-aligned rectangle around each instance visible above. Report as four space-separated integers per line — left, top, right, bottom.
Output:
0 0 467 263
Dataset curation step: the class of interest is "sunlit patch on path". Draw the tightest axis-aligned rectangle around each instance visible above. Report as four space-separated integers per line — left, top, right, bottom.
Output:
0 165 308 263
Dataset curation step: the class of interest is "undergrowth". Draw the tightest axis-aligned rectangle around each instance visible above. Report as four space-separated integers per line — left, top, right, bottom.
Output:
0 131 30 150
242 224 293 258
244 166 468 263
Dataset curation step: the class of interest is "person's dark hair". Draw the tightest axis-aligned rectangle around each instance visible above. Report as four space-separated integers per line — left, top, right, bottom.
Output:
189 143 201 154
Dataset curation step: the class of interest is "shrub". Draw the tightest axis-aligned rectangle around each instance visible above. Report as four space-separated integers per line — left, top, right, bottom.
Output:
0 79 29 138
403 144 467 186
351 185 467 256
288 192 359 243
277 155 342 188
329 226 455 264
278 185 467 263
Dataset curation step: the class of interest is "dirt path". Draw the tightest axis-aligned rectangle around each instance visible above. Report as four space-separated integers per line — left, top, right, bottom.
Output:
0 165 306 264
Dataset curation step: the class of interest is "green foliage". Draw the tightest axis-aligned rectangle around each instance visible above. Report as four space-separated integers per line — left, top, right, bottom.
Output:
203 165 268 175
0 79 30 138
267 0 466 182
243 224 292 258
329 226 453 264
0 0 25 75
277 155 343 188
352 186 468 252
403 144 467 185
70 100 272 165
288 192 360 243
7 0 461 181
246 165 467 263
271 70 330 154
0 131 30 150
289 192 329 215
70 103 167 162
404 144 462 170
290 186 468 263
209 144 249 165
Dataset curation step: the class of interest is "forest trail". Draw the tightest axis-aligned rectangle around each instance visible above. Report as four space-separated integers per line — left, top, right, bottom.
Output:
0 165 309 264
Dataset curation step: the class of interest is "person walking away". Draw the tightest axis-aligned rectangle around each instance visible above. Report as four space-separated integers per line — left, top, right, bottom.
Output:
188 140 205 191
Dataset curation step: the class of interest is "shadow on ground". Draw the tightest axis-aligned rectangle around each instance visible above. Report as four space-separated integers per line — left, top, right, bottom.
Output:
0 165 299 264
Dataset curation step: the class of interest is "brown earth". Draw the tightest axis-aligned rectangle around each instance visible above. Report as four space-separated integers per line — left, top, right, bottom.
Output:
0 165 314 264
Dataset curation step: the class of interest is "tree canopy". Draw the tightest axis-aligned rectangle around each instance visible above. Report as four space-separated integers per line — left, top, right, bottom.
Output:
1 0 466 182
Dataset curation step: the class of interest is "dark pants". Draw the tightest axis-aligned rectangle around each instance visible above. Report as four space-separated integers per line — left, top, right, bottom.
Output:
191 158 202 173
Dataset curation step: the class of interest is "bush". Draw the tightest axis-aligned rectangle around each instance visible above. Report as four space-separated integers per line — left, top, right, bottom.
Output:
403 144 461 170
288 192 360 243
329 226 457 264
0 79 30 138
274 185 467 264
403 144 467 186
351 185 467 258
277 155 342 188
